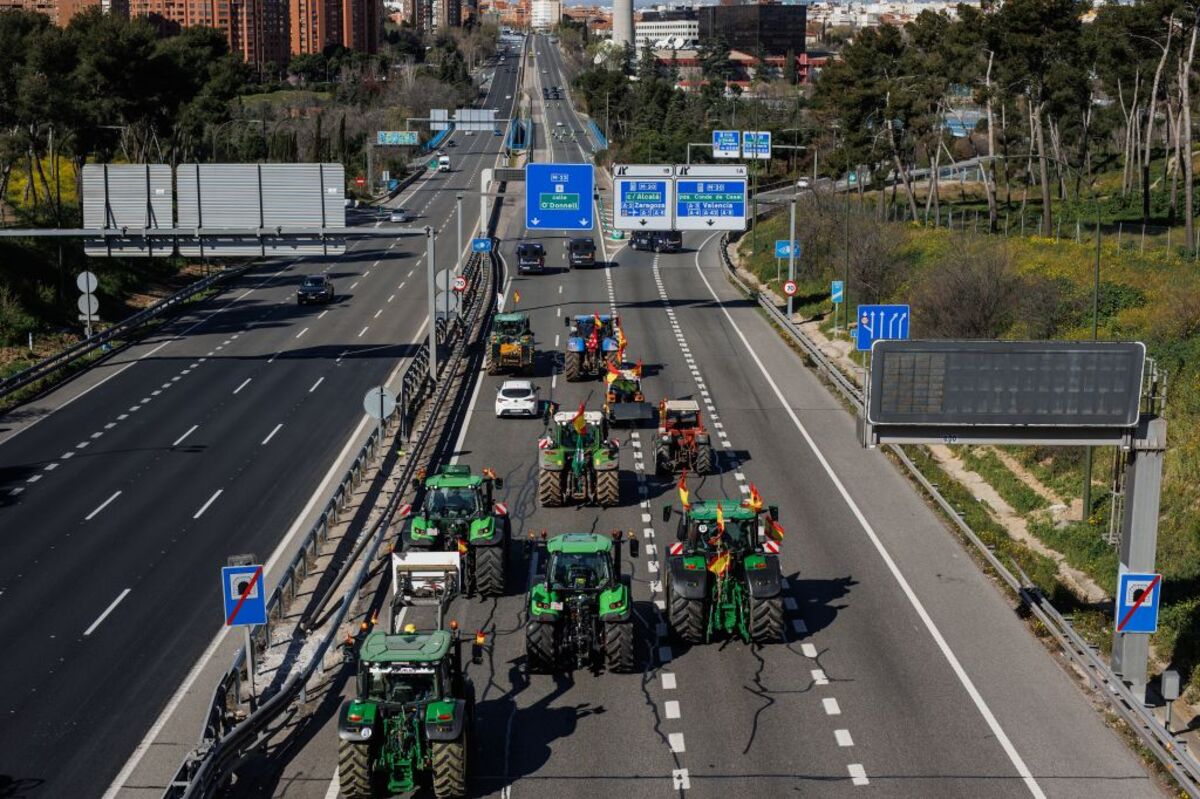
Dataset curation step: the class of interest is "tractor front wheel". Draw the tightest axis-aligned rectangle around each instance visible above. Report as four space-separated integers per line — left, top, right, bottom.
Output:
337 739 373 799
668 585 706 644
749 592 784 645
431 733 467 799
538 468 564 507
564 351 583 381
595 469 619 507
694 442 714 475
604 620 635 672
526 621 556 673
475 544 506 597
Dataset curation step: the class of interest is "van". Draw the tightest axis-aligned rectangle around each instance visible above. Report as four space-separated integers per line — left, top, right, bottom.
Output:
438 155 451 172
567 237 596 268
630 230 682 253
516 242 546 273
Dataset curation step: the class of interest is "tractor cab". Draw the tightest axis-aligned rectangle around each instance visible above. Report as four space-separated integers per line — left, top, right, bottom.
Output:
654 399 714 475
547 535 615 592
548 410 609 449
415 465 495 520
605 369 655 426
494 312 532 339
355 630 454 708
566 313 618 345
661 399 701 432
487 312 535 375
677 501 759 551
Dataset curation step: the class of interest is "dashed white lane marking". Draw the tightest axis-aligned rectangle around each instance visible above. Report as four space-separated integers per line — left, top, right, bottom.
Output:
261 423 283 445
823 698 841 716
350 281 359 289
44 463 58 471
61 452 74 460
84 588 131 636
812 669 829 686
296 327 309 338
399 281 406 289
309 377 324 393
554 334 559 347
318 310 329 319
672 769 691 790
105 422 117 430
801 642 818 658
388 294 395 303
173 425 198 447
668 733 686 753
661 673 676 690
358 326 370 337
835 729 855 747
848 764 869 786
556 307 561 317
785 597 799 611
193 489 223 519
85 491 122 520
117 414 128 420
90 431 103 439
374 309 383 319
232 378 252 394
9 487 23 496
664 700 681 719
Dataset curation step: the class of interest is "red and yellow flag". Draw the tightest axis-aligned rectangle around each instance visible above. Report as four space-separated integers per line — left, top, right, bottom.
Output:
707 551 730 575
745 483 763 513
766 519 785 542
677 470 690 509
615 324 627 349
605 359 621 384
571 401 587 436
633 359 643 378
716 502 725 534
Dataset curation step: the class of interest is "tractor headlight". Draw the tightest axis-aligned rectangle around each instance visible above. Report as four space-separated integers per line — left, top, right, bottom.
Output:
359 727 373 740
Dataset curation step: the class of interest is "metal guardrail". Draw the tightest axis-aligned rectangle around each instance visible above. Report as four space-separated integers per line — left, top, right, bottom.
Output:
0 262 253 402
716 232 1200 796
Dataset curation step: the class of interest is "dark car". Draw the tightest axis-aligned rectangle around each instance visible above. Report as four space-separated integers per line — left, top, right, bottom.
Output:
630 230 683 253
297 274 334 304
516 242 546 273
567 237 596 268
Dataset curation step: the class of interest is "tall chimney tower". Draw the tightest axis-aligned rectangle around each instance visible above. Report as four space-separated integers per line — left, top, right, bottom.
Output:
612 0 632 49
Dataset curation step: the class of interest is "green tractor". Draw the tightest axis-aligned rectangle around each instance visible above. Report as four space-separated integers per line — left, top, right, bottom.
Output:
524 531 640 673
485 312 535 375
337 627 483 799
536 409 620 507
661 497 784 645
405 464 509 596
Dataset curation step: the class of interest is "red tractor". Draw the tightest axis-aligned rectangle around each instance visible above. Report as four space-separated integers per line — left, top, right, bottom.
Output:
654 399 714 476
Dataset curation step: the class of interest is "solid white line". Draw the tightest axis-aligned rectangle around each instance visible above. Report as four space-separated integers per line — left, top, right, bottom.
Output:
173 424 198 447
309 377 324 393
323 771 340 799
232 378 251 394
85 491 122 520
296 327 309 338
823 697 841 716
84 588 131 636
835 729 854 747
262 423 283 445
692 237 1046 799
193 489 223 519
848 764 869 786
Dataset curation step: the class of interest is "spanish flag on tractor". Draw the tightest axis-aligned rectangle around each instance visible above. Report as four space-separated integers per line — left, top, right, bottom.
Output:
744 483 763 513
605 360 621 384
707 551 731 575
716 502 725 533
678 470 690 509
571 401 587 436
766 518 785 542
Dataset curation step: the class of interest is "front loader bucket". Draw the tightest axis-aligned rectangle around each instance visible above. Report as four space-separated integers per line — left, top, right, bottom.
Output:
610 402 655 427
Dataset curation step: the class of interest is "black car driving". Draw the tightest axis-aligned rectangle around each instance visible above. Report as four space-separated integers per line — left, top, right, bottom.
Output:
297 274 335 304
568 237 596 268
630 230 682 253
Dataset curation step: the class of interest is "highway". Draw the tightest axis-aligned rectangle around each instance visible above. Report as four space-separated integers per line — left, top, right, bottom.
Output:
223 34 1164 799
0 52 519 798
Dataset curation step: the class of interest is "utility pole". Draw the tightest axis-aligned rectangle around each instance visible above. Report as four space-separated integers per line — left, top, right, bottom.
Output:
1083 200 1102 520
426 227 438 380
456 193 464 273
787 195 797 318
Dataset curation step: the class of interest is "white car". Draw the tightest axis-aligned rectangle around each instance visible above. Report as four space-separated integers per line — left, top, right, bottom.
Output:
495 380 539 418
389 208 413 223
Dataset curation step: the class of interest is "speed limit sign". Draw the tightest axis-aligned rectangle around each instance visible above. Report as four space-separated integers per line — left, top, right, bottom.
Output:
452 276 468 293
783 280 798 297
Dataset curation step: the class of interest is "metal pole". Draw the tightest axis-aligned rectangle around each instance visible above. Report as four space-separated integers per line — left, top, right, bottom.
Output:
244 626 256 710
787 196 797 318
426 227 438 380
456 194 464 273
844 168 851 335
1083 200 1100 519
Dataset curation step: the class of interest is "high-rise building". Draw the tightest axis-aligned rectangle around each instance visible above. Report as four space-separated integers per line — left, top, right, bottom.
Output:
634 8 696 49
697 3 806 58
529 0 556 30
290 0 339 54
126 0 290 65
610 0 631 48
0 0 101 25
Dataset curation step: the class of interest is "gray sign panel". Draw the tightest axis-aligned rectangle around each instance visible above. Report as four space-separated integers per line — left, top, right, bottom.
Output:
82 164 173 257
431 109 451 132
867 340 1146 428
176 164 345 257
454 108 498 132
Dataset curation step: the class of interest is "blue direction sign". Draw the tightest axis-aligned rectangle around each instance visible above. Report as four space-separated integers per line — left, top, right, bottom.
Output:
742 130 772 160
614 169 674 231
676 178 747 231
831 280 844 304
1116 572 1162 634
856 304 910 351
774 240 801 259
471 237 493 253
222 564 267 626
712 130 741 159
525 163 593 231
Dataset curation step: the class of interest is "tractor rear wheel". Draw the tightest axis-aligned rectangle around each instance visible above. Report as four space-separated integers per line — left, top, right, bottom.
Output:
538 468 564 507
694 442 714 475
525 621 556 673
431 733 467 799
485 355 500 375
749 593 784 644
655 440 671 476
604 620 635 672
564 351 582 381
474 544 505 597
596 469 619 507
668 585 705 644
337 739 373 799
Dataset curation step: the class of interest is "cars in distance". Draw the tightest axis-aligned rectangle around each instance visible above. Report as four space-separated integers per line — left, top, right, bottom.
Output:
568 237 596 268
630 230 683 253
796 178 811 190
516 241 546 273
297 274 334 305
389 208 414 223
495 380 539 418
438 155 451 172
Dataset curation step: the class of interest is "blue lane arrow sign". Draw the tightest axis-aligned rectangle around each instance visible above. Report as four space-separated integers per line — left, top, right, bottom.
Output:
855 303 910 351
831 280 844 304
525 163 594 231
471 237 493 253
774 240 800 259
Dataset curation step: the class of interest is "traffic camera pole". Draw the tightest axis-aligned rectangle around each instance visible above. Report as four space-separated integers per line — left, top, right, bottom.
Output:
426 227 438 381
456 193 464 273
788 196 797 319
